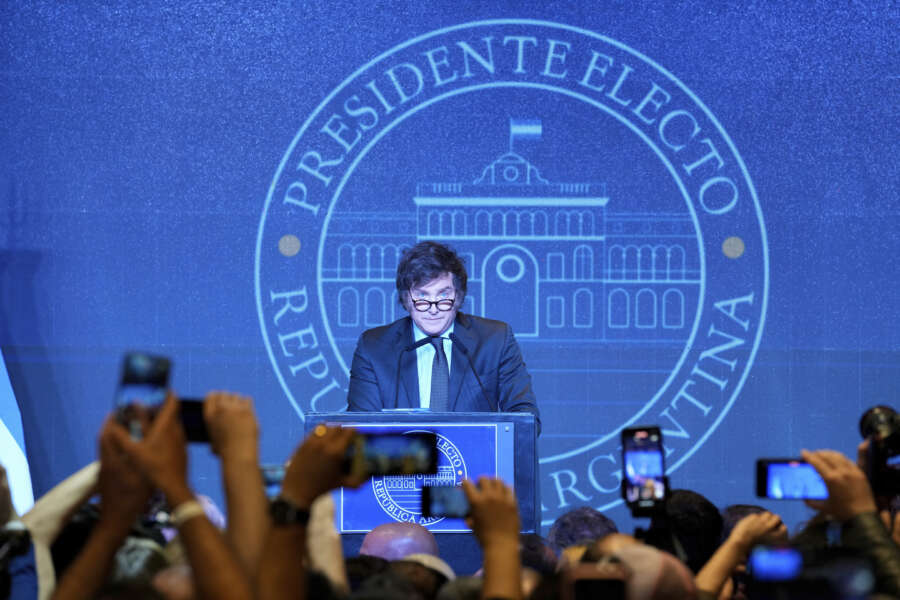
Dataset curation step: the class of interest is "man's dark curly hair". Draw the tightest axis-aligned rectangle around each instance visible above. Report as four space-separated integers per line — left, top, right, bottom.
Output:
395 241 467 307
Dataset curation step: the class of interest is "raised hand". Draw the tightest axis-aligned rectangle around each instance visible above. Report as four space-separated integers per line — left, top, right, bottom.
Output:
802 448 877 520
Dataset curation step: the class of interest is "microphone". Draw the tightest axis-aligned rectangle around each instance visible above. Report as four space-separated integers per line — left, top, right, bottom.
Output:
393 336 434 408
449 332 492 410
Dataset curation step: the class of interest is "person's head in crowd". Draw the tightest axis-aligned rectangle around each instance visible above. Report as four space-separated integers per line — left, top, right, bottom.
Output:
390 557 450 600
582 532 641 563
346 554 391 592
350 569 425 600
434 575 482 600
647 488 723 573
346 554 390 592
547 506 618 554
359 522 439 560
400 552 455 581
108 536 169 587
519 533 557 575
720 504 766 541
396 241 468 337
614 543 698 600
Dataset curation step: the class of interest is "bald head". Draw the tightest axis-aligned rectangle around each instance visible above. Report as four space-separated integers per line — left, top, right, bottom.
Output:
359 522 439 561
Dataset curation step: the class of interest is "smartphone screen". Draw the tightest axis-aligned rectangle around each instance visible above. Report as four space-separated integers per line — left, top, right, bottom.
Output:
756 459 827 499
260 464 285 498
621 426 666 515
115 352 170 408
345 432 438 478
422 485 469 518
748 546 803 581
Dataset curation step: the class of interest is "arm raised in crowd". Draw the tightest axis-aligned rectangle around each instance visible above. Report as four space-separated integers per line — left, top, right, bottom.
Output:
51 419 151 600
802 448 900 597
694 511 786 597
111 393 253 600
463 477 522 600
257 425 363 600
203 391 269 575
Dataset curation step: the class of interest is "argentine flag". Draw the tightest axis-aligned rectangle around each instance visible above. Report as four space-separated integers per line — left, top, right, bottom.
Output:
509 119 542 151
0 349 34 516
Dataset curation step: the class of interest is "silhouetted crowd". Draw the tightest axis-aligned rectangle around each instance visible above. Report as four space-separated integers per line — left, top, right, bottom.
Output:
1 392 898 599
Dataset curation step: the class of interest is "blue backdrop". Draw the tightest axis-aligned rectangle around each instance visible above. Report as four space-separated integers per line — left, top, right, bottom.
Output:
2 1 898 534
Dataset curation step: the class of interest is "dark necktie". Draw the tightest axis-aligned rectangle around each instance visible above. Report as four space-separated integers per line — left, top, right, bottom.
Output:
430 336 449 412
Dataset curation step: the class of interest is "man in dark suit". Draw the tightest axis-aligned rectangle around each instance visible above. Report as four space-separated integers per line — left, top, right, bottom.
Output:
346 241 540 432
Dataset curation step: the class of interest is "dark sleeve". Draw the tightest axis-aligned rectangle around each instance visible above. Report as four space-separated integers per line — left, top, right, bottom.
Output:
346 333 383 412
841 511 900 597
496 323 541 434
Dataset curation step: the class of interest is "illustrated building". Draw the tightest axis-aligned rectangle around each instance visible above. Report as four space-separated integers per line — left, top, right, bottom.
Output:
324 143 700 347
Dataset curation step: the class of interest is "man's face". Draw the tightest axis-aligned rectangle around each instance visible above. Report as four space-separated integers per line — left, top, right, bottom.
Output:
405 271 459 336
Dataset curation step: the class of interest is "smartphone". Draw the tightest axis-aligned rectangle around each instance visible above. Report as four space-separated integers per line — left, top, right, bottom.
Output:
115 352 170 408
178 399 210 443
260 463 285 498
756 459 827 499
621 426 667 516
421 485 469 518
344 432 438 478
748 546 803 581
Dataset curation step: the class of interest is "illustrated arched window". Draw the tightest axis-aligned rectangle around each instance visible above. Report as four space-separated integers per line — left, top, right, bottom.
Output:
573 288 594 328
519 212 535 237
490 211 504 236
338 287 359 327
338 244 354 278
573 245 593 280
624 246 640 280
555 211 570 236
438 211 451 236
476 210 491 235
638 245 653 281
653 246 667 281
533 211 548 236
383 245 400 279
608 289 629 328
580 210 594 236
608 246 626 280
427 211 440 236
364 288 386 326
635 288 657 328
504 211 518 236
547 252 565 280
668 246 686 280
663 289 685 329
546 296 565 328
452 211 467 236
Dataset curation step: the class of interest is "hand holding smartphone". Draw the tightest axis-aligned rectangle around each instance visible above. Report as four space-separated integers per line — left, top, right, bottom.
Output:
621 426 667 517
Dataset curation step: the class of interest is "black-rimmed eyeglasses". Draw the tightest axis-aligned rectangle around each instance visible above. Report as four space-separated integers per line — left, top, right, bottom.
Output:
411 298 456 312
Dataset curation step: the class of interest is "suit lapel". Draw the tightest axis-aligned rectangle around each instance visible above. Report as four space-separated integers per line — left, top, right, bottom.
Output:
395 319 420 408
449 313 477 411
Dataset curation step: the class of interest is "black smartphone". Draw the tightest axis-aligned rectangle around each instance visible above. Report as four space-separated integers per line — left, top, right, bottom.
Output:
621 426 667 516
115 352 170 409
178 399 210 443
421 485 469 518
344 431 438 478
755 459 827 499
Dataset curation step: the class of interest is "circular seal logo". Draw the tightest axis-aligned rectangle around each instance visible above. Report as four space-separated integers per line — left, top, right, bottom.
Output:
256 19 768 527
371 432 467 526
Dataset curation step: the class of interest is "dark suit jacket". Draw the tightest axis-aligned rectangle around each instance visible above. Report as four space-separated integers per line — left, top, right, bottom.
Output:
346 312 540 431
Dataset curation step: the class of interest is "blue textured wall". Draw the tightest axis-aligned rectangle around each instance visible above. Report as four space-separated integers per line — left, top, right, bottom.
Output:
2 1 898 534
